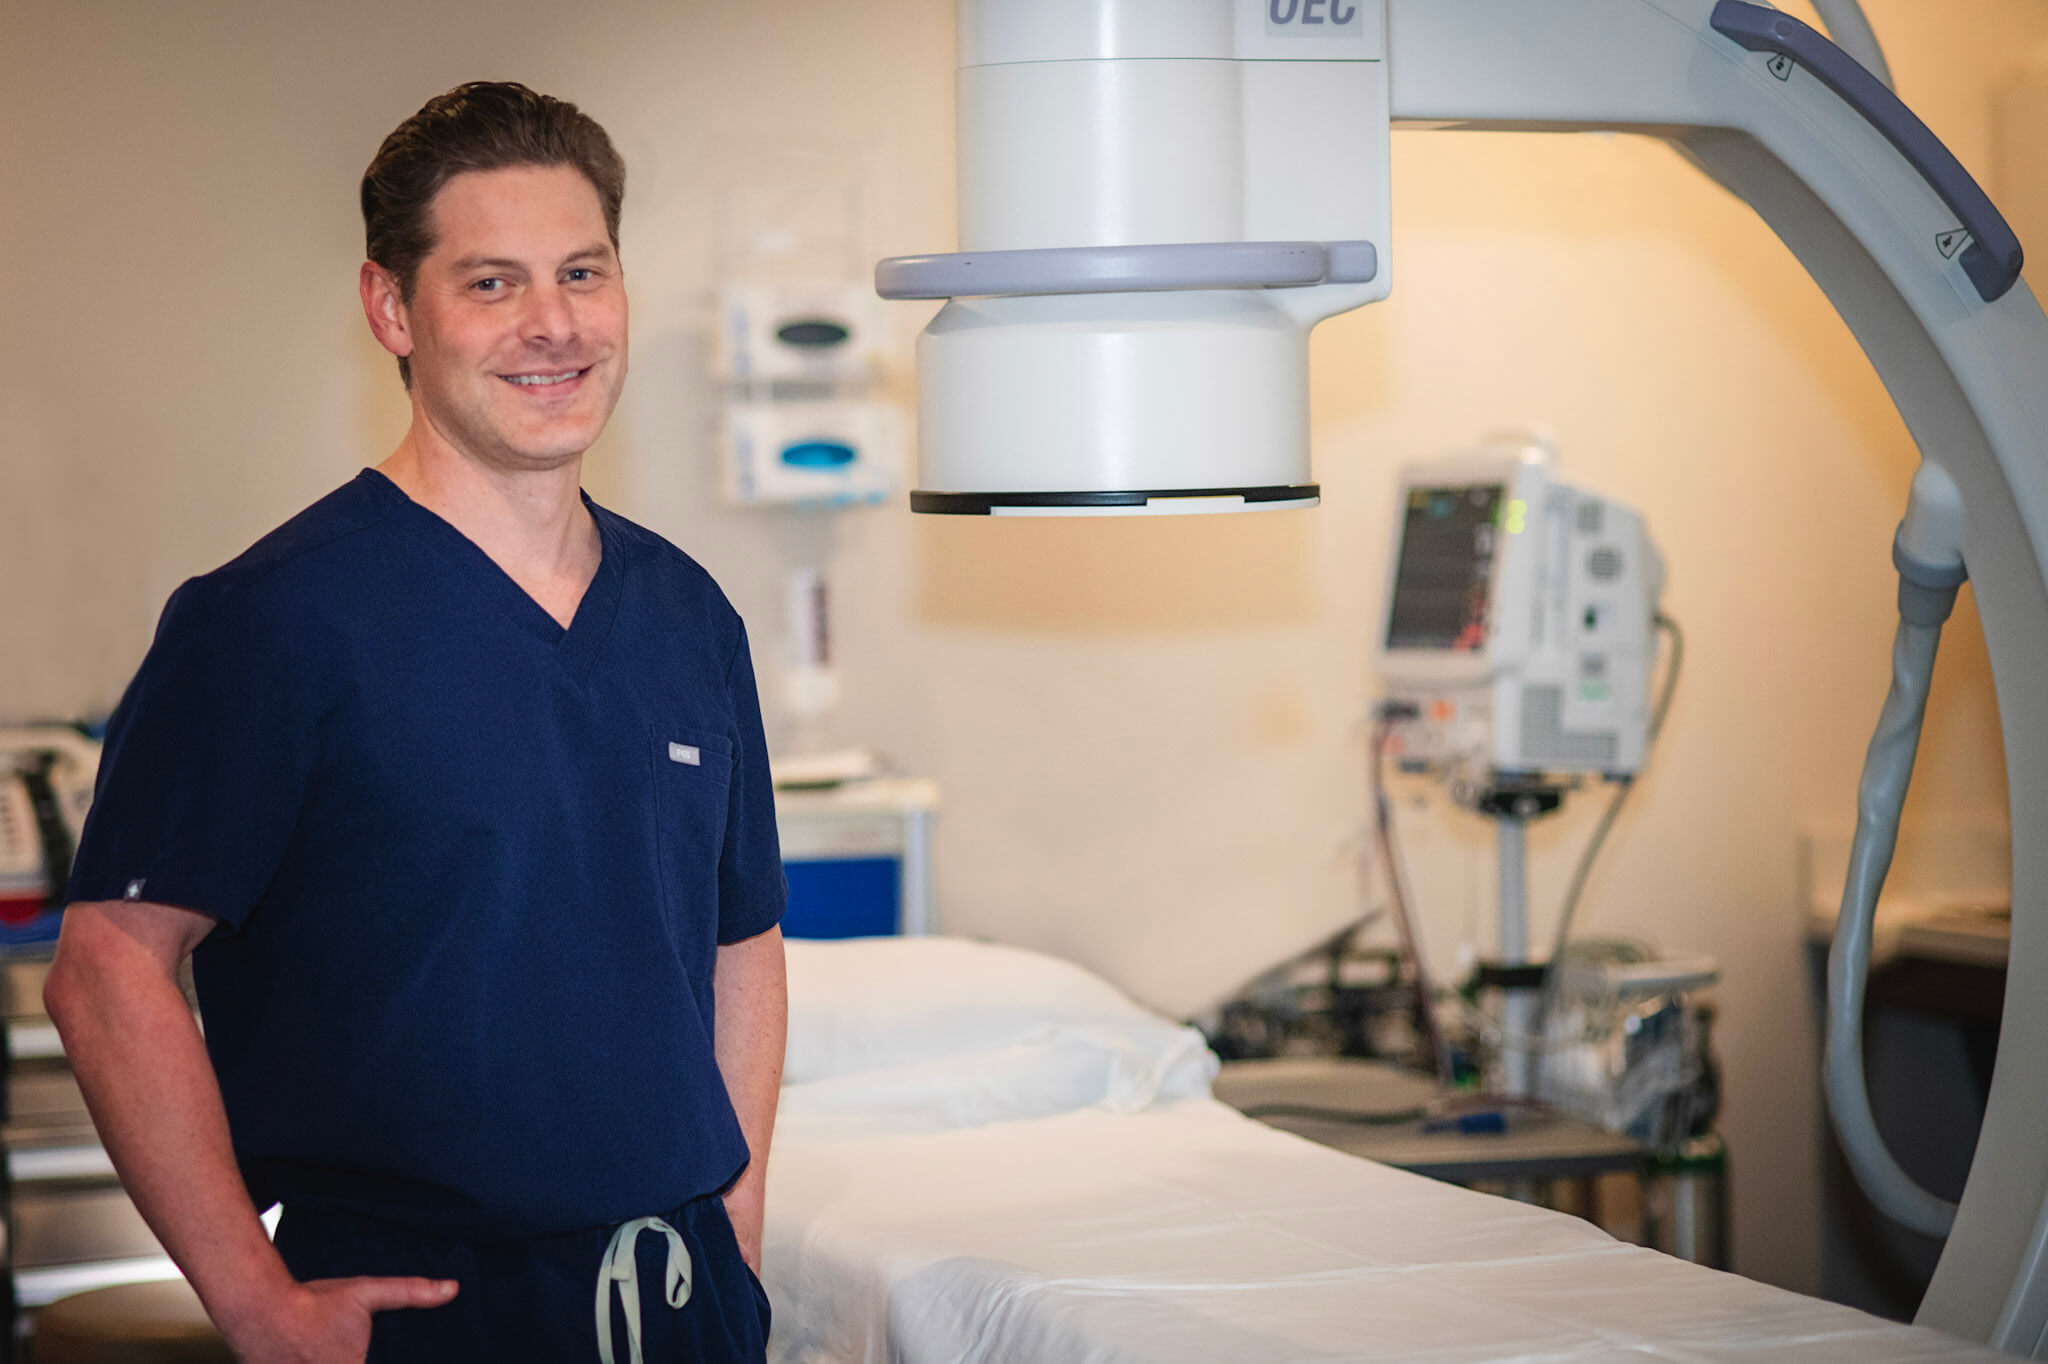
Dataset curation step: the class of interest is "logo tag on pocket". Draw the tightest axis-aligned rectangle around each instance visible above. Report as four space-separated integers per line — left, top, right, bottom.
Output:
667 742 701 767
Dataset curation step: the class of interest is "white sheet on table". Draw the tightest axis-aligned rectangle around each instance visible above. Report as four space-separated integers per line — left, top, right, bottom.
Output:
763 1098 2001 1364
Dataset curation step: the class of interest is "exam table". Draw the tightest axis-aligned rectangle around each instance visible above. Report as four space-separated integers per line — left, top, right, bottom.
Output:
763 936 2000 1363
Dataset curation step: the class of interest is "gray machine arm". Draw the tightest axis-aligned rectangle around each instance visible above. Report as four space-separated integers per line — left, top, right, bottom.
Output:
1388 0 2048 1348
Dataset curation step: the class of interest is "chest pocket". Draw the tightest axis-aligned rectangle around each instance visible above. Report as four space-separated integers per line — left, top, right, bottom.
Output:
650 724 734 954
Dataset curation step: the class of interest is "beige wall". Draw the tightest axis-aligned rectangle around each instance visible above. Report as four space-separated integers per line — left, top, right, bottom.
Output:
3 0 2036 1297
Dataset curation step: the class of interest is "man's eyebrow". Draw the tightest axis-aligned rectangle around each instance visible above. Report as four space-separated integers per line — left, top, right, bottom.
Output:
447 245 613 272
449 255 527 273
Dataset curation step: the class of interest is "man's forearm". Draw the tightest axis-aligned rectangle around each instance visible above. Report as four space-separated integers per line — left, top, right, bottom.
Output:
712 925 786 1266
45 904 296 1334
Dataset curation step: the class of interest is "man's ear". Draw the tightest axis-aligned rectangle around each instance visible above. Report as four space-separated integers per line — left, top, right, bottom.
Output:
359 261 414 360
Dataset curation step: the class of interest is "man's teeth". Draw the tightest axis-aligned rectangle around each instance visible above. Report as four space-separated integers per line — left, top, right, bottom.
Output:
505 371 582 386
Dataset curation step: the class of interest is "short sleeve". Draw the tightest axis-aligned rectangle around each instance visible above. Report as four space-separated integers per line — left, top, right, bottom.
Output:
67 579 324 932
715 623 787 944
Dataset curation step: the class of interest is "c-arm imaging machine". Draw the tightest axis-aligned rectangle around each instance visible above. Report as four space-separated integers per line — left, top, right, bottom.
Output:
876 0 2048 1350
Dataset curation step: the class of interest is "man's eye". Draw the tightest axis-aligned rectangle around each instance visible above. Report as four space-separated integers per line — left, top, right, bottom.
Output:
566 268 593 283
473 278 504 294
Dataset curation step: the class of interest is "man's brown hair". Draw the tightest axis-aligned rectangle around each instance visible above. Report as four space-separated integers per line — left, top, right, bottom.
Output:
361 81 626 389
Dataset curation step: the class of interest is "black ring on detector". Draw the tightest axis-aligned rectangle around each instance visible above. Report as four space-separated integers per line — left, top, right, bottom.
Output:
909 484 1320 515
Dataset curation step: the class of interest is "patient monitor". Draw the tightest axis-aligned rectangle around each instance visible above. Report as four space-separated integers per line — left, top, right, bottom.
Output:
1380 442 1664 783
1377 439 1669 1100
881 0 2048 1347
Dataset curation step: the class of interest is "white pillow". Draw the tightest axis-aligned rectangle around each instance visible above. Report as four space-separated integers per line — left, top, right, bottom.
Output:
782 936 1182 1084
778 1019 1218 1133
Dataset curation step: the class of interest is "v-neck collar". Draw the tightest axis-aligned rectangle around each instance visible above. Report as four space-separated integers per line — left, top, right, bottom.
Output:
359 468 624 683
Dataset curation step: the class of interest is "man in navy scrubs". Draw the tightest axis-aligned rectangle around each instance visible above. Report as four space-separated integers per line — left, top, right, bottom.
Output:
46 83 787 1362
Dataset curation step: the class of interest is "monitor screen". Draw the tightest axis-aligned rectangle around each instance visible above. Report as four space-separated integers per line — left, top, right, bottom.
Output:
1385 482 1504 651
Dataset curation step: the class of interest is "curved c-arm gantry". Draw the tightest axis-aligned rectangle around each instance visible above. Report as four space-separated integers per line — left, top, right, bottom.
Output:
1397 1 2048 1346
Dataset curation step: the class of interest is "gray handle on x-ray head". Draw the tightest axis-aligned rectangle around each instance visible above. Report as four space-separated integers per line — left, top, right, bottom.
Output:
1824 539 1968 1240
875 240 1378 300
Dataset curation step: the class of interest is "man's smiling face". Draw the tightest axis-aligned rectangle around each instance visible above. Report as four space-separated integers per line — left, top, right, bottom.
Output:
398 163 628 471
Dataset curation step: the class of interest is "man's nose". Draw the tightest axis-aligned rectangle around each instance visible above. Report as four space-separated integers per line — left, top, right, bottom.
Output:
522 280 577 349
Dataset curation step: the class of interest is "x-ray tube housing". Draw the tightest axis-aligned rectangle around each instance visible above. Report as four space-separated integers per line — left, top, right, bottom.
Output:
897 0 1394 516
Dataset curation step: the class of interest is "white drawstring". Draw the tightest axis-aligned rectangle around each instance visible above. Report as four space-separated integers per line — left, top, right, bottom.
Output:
595 1216 693 1364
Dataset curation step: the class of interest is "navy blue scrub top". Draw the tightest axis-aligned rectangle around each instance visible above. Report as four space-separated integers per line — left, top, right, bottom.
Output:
68 470 787 1241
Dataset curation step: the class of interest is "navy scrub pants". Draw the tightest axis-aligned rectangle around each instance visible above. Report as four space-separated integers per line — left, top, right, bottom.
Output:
274 1195 771 1362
